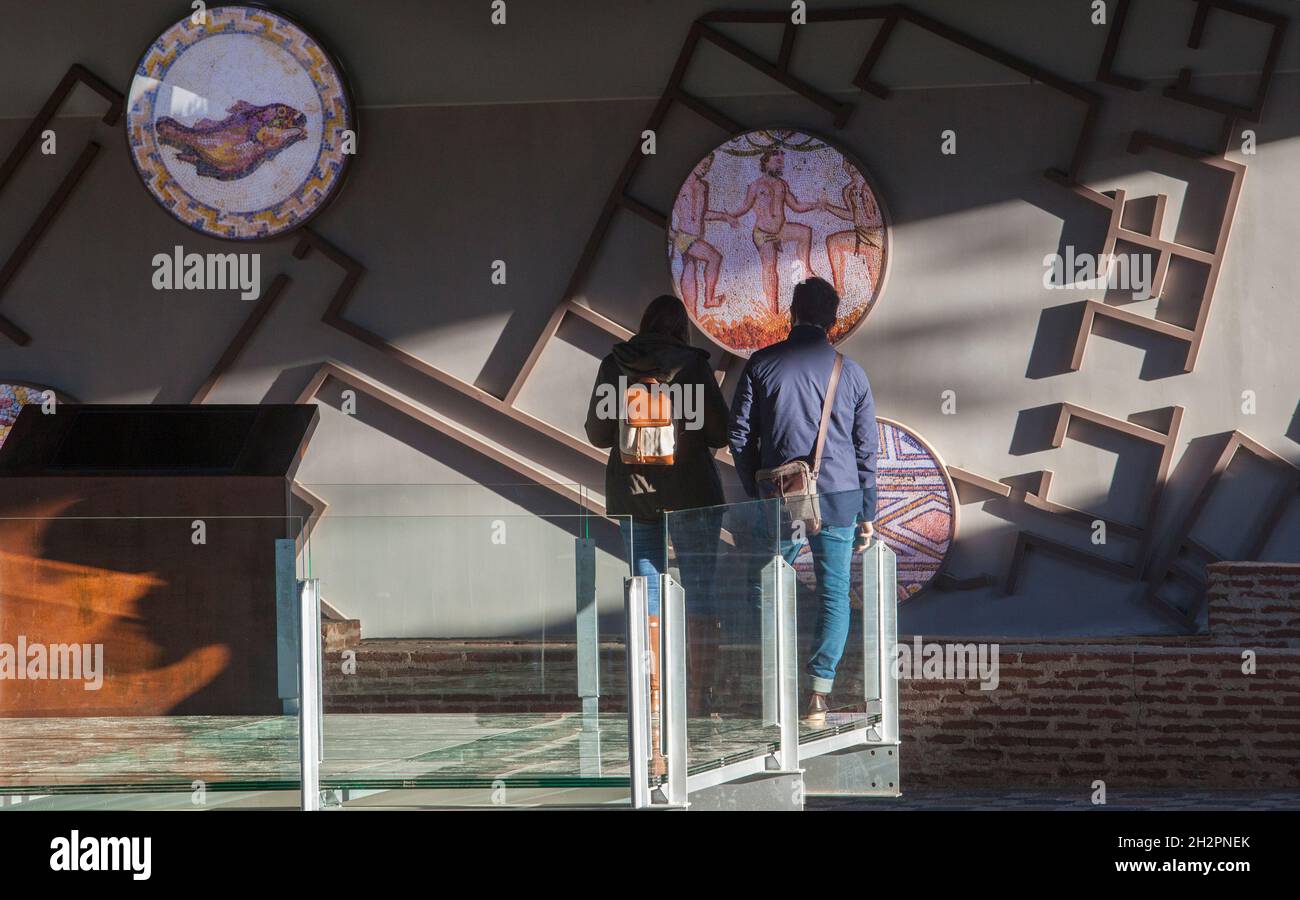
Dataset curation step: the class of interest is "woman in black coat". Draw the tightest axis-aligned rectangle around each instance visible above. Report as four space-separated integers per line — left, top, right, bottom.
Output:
584 295 729 735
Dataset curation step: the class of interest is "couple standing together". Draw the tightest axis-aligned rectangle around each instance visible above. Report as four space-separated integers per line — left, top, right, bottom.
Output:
584 277 878 725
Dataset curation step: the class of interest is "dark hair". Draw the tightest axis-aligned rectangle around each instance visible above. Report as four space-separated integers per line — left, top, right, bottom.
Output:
790 277 840 330
639 295 691 344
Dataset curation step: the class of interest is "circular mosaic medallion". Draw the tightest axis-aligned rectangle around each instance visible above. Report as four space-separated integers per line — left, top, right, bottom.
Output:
794 419 955 603
667 129 889 356
126 5 354 240
0 382 70 448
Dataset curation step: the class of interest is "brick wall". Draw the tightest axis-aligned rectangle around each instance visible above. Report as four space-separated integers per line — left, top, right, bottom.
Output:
902 563 1300 788
901 646 1299 788
324 641 628 714
1206 562 1300 649
323 563 1300 788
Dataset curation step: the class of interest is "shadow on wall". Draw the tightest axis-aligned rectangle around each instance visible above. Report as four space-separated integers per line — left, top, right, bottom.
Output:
285 357 1300 640
1025 300 1191 381
297 377 628 642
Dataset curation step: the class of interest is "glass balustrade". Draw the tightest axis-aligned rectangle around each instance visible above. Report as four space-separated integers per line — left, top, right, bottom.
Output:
0 488 898 809
0 514 305 809
300 507 634 807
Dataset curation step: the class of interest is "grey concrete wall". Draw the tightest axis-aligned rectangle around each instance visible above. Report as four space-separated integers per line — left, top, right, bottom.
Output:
0 0 1296 638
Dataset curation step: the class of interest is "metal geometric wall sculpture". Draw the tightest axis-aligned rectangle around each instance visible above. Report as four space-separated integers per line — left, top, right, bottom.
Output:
0 65 122 346
1145 430 1300 614
5 2 1292 624
1077 0 1285 372
1015 404 1184 562
1060 135 1245 374
1099 0 1288 138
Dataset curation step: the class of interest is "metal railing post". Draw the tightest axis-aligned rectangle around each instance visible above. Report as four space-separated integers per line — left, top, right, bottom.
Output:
624 575 652 809
775 557 800 771
876 544 899 744
660 574 688 806
762 555 800 768
760 557 779 727
861 543 883 718
298 578 322 811
575 537 601 776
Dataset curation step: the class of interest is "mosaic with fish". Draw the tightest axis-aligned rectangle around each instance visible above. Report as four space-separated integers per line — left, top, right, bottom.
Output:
126 5 353 240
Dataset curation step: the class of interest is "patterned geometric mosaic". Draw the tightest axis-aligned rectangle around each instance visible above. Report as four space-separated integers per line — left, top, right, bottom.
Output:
126 5 353 240
795 419 954 602
668 129 888 356
0 382 59 447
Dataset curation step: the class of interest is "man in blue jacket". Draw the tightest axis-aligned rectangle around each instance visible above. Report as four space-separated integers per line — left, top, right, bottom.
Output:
729 277 878 722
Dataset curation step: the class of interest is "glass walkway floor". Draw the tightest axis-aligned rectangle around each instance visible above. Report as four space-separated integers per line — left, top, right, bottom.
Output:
0 710 880 799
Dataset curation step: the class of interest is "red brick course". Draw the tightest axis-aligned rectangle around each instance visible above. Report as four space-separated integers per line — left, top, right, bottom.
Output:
1206 562 1300 649
901 645 1299 788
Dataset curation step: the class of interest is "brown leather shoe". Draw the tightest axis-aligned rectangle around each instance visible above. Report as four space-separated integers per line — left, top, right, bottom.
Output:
802 691 829 724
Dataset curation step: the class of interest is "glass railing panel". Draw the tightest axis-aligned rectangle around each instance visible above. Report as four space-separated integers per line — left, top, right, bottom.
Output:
0 515 306 808
292 482 594 521
663 498 783 776
303 511 632 806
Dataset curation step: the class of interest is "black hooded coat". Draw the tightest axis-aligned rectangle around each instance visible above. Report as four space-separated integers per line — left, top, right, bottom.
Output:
584 332 728 522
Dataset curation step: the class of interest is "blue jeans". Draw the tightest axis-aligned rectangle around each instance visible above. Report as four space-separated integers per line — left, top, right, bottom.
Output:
621 516 723 618
783 525 857 694
744 520 857 693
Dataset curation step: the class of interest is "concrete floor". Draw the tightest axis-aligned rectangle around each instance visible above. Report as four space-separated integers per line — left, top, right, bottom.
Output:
807 788 1300 811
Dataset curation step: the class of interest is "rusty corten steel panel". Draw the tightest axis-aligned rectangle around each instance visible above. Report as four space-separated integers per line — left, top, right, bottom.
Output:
0 476 297 716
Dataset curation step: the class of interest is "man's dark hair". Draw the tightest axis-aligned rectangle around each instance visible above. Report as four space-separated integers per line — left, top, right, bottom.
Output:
639 294 691 344
790 277 840 330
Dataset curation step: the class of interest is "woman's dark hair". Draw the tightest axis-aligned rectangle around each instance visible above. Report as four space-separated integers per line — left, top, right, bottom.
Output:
638 295 691 344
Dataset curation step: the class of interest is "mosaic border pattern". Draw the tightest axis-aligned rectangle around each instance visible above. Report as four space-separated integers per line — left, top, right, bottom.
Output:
873 418 956 599
0 381 73 447
795 418 956 603
126 5 353 240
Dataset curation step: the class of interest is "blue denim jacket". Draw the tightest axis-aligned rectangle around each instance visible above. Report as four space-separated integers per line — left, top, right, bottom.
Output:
728 324 878 527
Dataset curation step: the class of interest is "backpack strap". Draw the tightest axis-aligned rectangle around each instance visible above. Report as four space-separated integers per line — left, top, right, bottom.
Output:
811 353 844 478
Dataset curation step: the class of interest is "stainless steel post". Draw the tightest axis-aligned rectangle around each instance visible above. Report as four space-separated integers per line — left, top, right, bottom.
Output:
624 575 651 809
876 543 899 744
862 542 884 717
575 537 601 776
298 578 322 811
775 557 800 772
760 556 779 727
661 574 688 806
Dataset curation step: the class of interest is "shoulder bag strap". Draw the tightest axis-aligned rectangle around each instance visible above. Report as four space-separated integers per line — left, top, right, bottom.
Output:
811 352 843 477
